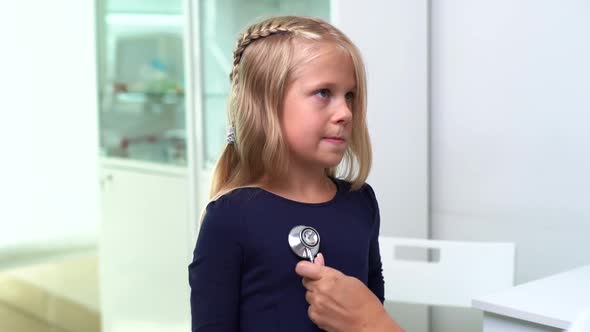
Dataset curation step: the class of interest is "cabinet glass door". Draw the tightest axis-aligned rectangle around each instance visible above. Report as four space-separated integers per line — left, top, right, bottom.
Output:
97 0 187 166
198 0 330 169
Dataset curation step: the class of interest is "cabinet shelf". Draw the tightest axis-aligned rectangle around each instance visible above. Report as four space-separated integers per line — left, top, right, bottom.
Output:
100 156 187 176
105 13 182 27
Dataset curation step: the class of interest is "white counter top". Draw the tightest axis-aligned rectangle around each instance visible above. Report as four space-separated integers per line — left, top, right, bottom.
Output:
473 265 590 329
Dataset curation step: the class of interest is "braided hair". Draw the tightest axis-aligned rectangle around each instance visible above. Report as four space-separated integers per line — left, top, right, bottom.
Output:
229 16 334 83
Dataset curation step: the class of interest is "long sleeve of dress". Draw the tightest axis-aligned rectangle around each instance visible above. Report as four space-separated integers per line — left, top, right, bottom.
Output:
365 184 385 303
188 199 244 332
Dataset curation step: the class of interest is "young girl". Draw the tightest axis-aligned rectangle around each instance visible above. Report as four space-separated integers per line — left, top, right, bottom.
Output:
189 16 384 331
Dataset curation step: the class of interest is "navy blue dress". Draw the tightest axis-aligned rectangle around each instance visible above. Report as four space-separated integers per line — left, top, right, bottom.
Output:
189 179 384 332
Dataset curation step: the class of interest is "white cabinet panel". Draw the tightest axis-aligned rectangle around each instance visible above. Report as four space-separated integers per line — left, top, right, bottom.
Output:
99 164 191 332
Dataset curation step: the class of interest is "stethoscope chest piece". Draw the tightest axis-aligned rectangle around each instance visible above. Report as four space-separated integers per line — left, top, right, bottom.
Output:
288 225 320 262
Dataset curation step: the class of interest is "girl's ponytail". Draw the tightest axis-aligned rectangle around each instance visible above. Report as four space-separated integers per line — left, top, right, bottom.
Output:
209 143 239 200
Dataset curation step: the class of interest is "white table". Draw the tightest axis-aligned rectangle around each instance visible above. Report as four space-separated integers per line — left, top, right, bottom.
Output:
473 265 590 331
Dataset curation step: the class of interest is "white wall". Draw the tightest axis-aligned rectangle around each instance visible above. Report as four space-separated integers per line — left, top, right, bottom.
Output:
334 0 429 238
0 0 99 247
334 1 430 331
430 1 590 331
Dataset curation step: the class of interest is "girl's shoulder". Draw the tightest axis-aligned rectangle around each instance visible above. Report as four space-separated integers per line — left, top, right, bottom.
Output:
335 178 379 213
204 187 266 216
200 187 264 235
360 182 379 215
333 177 375 195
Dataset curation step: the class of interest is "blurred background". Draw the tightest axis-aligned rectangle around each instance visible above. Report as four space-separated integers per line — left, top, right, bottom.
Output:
0 0 588 331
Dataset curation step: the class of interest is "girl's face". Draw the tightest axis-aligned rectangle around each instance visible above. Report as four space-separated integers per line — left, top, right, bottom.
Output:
280 44 356 171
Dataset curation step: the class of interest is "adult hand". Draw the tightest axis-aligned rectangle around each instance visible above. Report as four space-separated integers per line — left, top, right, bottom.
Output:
295 254 404 332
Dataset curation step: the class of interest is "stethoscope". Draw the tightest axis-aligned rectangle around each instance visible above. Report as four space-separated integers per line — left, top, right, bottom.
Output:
288 225 320 263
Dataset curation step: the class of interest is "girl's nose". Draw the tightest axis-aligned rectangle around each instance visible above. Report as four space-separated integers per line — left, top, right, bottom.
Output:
334 100 353 124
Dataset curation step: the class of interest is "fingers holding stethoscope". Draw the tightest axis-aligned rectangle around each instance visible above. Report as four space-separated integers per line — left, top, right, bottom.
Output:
298 254 349 332
314 253 325 266
299 253 346 293
297 253 325 284
299 252 326 290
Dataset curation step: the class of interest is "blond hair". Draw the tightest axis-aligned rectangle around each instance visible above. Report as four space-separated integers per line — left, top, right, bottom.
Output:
209 16 372 201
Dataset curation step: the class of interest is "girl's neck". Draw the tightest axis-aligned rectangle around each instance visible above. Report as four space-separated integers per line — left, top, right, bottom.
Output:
257 167 337 204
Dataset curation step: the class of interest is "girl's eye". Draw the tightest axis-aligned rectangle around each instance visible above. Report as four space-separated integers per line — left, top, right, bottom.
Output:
345 92 355 102
315 89 331 99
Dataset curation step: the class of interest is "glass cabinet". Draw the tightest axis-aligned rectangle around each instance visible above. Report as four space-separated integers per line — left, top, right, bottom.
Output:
97 0 187 166
97 0 330 169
